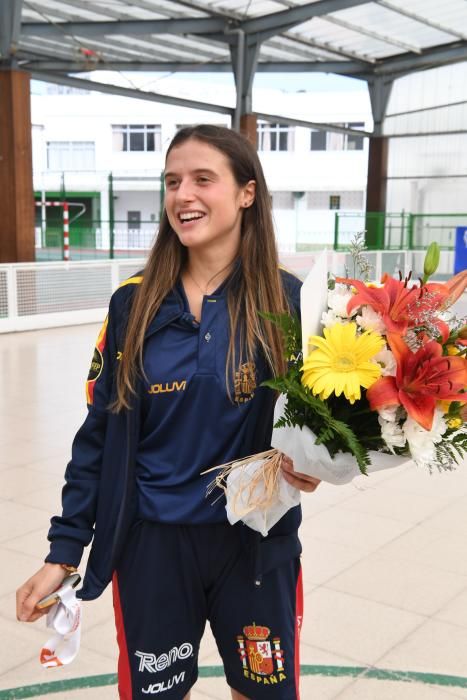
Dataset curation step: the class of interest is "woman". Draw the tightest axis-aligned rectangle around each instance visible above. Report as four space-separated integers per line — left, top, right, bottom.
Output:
16 125 320 700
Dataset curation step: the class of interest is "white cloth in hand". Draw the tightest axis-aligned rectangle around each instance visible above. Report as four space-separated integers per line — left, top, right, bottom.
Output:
40 586 81 668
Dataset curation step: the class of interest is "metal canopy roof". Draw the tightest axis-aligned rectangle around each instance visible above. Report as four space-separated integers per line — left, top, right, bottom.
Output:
1 0 467 133
8 0 467 76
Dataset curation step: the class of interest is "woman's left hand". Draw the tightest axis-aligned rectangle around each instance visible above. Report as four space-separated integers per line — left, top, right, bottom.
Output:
280 455 321 493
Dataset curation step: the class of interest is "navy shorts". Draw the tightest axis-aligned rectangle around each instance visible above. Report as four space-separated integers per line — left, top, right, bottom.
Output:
113 521 303 700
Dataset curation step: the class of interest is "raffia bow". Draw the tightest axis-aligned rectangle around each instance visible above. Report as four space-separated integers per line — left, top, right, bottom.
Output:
202 448 283 517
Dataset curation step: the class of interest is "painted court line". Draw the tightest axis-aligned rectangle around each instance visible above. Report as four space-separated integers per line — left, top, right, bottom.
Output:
2 666 467 698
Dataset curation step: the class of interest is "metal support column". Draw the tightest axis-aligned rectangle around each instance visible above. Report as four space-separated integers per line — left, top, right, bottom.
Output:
364 76 394 249
229 33 261 146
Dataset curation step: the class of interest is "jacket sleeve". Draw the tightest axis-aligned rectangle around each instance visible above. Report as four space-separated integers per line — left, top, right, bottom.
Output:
281 269 302 318
45 294 119 567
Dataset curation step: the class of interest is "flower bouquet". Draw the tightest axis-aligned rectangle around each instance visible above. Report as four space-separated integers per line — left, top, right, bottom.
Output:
206 241 467 536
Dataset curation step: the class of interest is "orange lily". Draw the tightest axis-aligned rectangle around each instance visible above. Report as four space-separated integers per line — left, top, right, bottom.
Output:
441 269 467 310
336 274 418 334
367 339 467 431
337 270 467 342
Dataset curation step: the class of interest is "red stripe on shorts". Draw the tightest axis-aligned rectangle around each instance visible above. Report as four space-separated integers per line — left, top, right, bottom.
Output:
294 564 304 700
113 573 132 700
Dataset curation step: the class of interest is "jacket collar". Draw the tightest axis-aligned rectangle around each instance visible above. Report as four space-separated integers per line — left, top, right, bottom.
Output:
144 286 185 339
142 259 241 339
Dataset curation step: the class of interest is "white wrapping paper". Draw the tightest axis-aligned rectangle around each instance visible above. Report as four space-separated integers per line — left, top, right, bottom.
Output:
300 250 328 361
271 395 410 486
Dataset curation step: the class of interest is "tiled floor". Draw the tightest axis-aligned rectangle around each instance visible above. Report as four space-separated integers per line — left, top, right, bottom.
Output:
2 323 467 699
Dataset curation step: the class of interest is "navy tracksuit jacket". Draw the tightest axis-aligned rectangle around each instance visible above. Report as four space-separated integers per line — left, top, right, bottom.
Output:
45 267 303 600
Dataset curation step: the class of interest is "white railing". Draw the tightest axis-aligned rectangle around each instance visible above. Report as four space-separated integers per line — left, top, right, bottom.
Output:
0 250 451 334
0 259 145 333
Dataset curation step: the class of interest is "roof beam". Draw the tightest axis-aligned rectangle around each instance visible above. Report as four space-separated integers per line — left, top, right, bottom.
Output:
262 37 327 61
241 0 371 37
168 0 375 66
23 1 117 23
322 15 423 54
30 71 234 116
21 60 366 75
26 74 372 137
255 111 372 136
160 0 376 65
48 0 148 21
373 40 467 75
158 0 229 20
21 17 228 39
24 0 375 69
386 98 467 119
108 35 226 62
258 59 364 75
375 1 467 42
18 37 138 63
280 31 376 64
25 0 200 24
383 130 467 138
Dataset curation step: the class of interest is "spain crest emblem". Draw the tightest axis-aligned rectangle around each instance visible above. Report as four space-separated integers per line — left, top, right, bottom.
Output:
237 622 286 686
234 362 256 404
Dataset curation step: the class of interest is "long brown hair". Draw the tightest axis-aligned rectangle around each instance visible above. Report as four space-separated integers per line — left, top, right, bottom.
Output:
113 125 289 411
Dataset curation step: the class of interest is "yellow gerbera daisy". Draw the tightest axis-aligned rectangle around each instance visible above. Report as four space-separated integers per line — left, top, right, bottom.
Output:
302 322 385 404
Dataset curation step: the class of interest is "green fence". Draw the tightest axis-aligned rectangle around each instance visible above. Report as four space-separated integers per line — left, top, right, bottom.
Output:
334 212 409 250
35 220 158 262
334 212 467 251
406 213 467 250
33 211 467 261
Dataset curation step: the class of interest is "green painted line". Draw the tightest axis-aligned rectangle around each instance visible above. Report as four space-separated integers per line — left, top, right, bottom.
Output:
198 666 225 678
299 666 467 688
2 665 467 698
0 674 117 699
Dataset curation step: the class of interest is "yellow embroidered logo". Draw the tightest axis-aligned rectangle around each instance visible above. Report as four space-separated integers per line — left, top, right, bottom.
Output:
116 351 122 361
237 623 286 686
234 362 256 404
87 347 103 382
148 380 187 395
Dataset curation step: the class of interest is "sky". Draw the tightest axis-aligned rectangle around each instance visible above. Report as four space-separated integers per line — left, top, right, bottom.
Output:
143 71 366 92
32 71 367 96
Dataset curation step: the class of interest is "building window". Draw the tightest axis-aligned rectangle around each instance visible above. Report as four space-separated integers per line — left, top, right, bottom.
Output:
310 123 365 151
127 211 141 230
46 141 95 170
112 125 162 152
271 191 294 209
257 122 294 152
310 130 326 151
346 122 365 150
307 191 363 210
329 195 341 210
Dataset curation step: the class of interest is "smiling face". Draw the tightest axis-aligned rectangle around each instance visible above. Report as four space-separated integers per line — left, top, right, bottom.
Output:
164 138 255 254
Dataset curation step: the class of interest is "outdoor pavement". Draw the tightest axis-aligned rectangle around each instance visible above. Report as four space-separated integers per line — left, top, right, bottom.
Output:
1 323 467 699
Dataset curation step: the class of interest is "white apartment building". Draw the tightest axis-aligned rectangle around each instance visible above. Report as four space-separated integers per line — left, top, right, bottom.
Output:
31 76 371 253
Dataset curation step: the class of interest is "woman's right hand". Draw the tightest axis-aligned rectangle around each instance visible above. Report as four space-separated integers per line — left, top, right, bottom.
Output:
16 563 67 623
